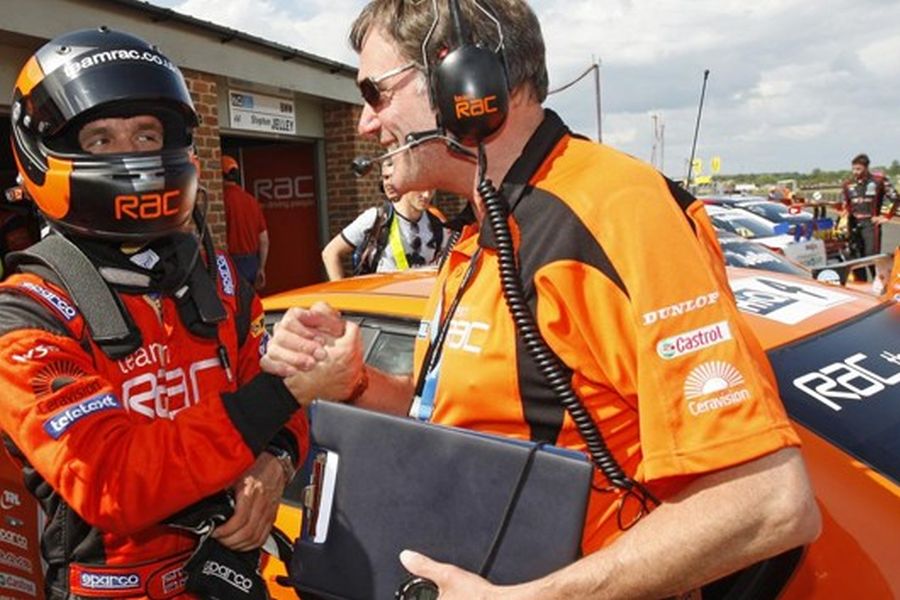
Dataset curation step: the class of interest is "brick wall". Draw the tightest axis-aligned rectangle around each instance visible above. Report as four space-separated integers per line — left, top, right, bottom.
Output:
323 103 383 241
183 69 226 249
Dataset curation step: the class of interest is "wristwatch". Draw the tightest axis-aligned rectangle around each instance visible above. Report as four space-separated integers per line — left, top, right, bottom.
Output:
266 446 297 484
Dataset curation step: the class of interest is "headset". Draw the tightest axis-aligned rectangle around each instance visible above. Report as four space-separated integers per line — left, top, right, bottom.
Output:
423 0 510 145
351 0 508 173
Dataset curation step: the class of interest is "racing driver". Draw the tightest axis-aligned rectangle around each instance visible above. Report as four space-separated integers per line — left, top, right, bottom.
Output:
0 28 311 599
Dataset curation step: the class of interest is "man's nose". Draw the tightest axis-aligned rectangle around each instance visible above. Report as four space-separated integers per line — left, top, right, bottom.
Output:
357 102 380 137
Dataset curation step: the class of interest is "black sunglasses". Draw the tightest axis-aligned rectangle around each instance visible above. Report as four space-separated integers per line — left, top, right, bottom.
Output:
358 61 419 109
407 235 426 266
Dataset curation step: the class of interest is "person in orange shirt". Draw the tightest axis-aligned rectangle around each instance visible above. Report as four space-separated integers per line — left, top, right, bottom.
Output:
262 1 821 598
222 155 269 289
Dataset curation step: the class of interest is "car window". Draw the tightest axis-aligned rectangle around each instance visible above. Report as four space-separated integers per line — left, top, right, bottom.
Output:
366 331 416 375
718 236 809 277
711 213 776 238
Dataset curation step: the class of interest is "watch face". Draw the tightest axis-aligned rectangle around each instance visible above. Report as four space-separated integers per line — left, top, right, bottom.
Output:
396 577 439 600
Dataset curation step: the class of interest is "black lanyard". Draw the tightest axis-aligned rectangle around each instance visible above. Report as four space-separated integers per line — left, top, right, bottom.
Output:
412 247 483 399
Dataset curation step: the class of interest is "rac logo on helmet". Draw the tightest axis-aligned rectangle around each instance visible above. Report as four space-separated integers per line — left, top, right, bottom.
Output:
114 190 180 220
454 95 499 120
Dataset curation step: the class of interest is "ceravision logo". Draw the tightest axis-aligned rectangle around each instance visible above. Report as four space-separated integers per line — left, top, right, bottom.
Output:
657 321 732 360
43 393 121 439
80 572 141 590
684 361 751 416
642 291 719 325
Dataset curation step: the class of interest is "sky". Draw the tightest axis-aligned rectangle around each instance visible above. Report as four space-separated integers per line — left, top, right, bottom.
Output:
151 0 900 176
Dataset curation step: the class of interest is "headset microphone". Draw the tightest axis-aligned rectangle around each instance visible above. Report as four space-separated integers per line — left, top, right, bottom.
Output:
351 129 475 176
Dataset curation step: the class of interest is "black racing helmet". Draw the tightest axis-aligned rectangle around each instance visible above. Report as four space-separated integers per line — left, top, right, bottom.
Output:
10 27 199 241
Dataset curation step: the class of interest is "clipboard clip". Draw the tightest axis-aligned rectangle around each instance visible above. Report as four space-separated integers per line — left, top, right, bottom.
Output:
302 449 339 544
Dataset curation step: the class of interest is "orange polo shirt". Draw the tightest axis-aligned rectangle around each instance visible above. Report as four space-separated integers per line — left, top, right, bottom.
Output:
412 110 800 553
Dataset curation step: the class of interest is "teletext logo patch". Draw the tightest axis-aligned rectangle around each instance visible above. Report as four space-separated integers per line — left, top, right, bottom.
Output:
657 321 732 360
43 393 121 439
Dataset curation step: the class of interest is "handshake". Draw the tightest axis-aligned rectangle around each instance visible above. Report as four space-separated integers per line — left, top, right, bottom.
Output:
261 302 367 406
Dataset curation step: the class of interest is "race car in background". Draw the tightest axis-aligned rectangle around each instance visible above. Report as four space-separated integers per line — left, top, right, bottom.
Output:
731 199 821 227
705 205 829 269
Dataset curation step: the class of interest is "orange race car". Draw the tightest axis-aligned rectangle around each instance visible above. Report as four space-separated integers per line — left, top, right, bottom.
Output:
2 264 897 599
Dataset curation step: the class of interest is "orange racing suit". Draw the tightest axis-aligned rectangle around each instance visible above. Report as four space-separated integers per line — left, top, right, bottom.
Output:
0 250 306 599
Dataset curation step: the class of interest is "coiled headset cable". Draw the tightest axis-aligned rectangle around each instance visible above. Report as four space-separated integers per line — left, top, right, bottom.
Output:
475 144 659 523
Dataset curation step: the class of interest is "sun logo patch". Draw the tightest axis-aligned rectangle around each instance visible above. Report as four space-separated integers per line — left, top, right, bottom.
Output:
684 361 744 399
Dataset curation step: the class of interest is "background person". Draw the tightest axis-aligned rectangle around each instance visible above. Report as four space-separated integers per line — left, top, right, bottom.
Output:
841 153 898 280
0 191 40 278
321 161 446 279
223 154 270 289
0 28 309 599
263 1 820 598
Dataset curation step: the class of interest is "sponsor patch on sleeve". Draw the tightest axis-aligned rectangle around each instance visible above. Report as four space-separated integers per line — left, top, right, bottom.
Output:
216 254 235 296
0 570 37 596
18 282 78 321
684 361 751 416
42 393 122 439
657 321 732 359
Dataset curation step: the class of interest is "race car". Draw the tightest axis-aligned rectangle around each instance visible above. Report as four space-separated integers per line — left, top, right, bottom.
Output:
700 194 769 207
731 199 820 226
705 205 829 269
256 265 900 599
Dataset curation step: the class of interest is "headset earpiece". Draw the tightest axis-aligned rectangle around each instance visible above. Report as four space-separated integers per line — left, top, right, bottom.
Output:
427 0 510 146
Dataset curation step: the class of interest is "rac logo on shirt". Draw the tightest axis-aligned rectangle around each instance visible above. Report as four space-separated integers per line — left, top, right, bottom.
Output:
446 319 490 354
657 321 732 360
